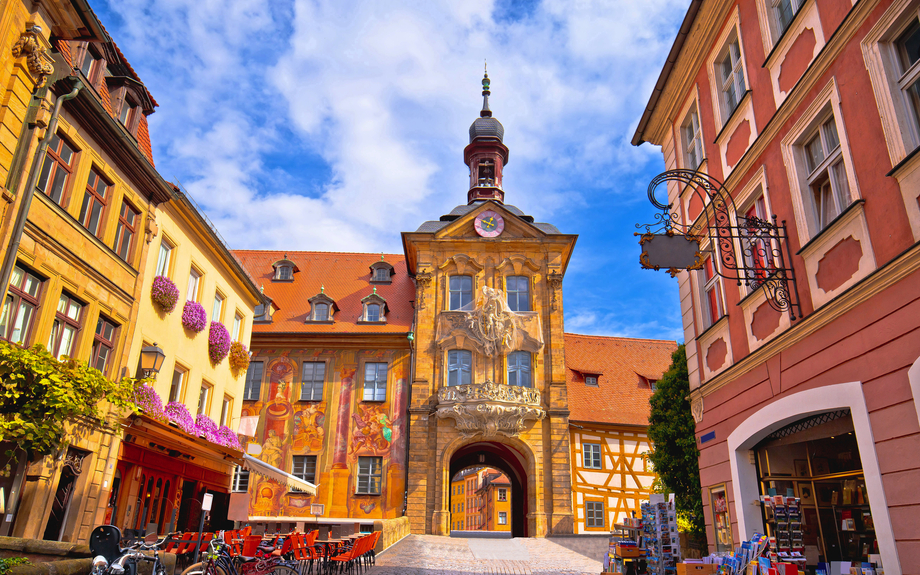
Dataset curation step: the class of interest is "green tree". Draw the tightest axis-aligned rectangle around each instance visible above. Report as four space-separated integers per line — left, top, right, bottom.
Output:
648 344 707 543
0 341 138 459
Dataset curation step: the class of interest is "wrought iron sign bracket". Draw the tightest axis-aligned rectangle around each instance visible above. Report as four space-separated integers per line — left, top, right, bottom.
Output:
635 169 802 321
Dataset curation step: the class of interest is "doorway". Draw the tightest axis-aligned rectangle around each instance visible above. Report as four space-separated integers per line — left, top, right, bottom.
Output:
449 441 528 538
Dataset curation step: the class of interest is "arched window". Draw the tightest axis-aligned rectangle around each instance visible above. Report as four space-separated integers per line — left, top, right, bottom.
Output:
508 352 531 387
448 350 472 386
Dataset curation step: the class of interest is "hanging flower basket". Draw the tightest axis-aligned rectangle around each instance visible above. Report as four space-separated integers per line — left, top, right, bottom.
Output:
208 321 231 363
165 401 197 435
228 341 250 371
150 276 179 313
181 301 207 333
134 383 166 421
216 425 242 449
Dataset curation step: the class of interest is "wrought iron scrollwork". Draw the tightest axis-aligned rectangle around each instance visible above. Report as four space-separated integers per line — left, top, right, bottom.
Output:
636 169 802 320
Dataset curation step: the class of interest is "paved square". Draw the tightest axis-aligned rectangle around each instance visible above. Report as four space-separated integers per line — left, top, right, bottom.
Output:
370 535 602 575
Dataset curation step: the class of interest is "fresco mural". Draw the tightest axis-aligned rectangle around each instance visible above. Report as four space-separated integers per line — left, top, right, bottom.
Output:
241 348 409 521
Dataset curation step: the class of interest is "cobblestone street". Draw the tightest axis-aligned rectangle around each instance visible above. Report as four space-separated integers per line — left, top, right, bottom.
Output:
370 535 603 575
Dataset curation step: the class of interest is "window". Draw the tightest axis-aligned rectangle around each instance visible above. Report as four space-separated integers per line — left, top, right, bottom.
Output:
585 375 598 386
314 302 329 321
292 455 317 484
156 239 173 277
231 466 250 492
447 350 472 386
233 312 243 340
700 254 724 329
583 443 602 469
771 0 803 39
717 34 747 122
118 96 138 130
896 17 920 150
277 265 293 280
220 396 231 426
506 276 529 311
363 362 387 401
373 268 388 281
243 361 263 401
114 200 139 262
356 456 382 494
740 194 776 290
169 366 187 403
681 104 704 169
648 379 658 391
301 361 325 401
0 265 43 344
198 382 212 415
507 351 531 387
90 315 117 375
498 512 507 525
36 133 75 206
586 501 604 528
800 114 851 232
76 43 102 83
497 488 507 502
48 292 83 359
79 169 109 237
449 275 473 310
365 303 380 322
212 292 224 322
187 268 201 302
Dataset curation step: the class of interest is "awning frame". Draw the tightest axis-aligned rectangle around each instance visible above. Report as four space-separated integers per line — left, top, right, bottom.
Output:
242 454 317 495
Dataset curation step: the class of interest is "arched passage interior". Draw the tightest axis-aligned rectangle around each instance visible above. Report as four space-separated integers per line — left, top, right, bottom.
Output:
449 441 528 538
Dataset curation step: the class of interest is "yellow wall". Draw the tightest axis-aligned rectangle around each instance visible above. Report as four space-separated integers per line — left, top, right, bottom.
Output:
570 424 656 534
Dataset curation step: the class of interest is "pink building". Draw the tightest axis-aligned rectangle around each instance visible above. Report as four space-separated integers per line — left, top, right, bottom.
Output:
633 1 920 572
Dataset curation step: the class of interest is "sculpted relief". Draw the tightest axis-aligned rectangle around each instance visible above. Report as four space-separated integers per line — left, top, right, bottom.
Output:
436 380 545 438
436 285 544 357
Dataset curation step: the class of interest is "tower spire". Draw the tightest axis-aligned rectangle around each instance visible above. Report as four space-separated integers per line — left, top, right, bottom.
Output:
481 62 492 118
465 66 509 205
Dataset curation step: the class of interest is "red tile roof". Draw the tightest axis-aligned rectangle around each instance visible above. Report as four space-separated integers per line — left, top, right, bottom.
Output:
233 250 415 334
564 333 677 426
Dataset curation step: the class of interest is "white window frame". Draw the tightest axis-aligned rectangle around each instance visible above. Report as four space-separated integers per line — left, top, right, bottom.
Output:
198 381 212 415
583 443 602 469
212 292 224 323
498 512 507 525
363 362 388 402
220 395 231 426
187 267 201 302
156 238 173 277
169 365 187 403
233 312 243 341
717 33 747 123
447 350 472 386
696 250 725 330
244 361 263 401
300 361 326 401
507 351 531 388
681 102 704 169
356 456 382 495
292 455 318 485
707 9 750 129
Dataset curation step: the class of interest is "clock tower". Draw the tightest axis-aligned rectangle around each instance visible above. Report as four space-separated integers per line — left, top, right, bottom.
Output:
401 73 577 538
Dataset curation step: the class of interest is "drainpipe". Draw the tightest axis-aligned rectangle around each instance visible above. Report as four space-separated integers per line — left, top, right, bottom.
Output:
0 80 83 303
403 326 415 517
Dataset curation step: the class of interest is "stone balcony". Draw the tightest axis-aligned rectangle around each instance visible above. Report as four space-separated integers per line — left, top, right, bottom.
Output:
436 380 545 439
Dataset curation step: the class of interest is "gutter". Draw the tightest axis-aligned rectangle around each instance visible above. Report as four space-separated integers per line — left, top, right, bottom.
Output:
631 0 704 147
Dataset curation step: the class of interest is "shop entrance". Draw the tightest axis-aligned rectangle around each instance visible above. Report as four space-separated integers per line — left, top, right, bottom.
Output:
753 410 876 565
449 441 527 537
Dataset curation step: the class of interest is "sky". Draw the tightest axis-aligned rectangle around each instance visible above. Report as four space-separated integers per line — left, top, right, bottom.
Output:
93 0 689 342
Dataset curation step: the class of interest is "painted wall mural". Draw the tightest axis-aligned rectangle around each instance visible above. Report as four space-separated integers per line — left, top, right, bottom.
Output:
241 348 410 521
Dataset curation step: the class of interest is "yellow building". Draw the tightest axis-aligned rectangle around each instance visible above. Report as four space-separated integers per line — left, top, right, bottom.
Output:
0 0 173 542
565 334 676 533
111 185 264 534
478 470 511 532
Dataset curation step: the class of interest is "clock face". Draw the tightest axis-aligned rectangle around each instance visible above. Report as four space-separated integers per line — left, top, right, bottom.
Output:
474 210 504 238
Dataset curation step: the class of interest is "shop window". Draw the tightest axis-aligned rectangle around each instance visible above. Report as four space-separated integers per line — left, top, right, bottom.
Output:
212 292 224 322
583 443 602 469
114 200 140 263
586 501 604 528
169 365 187 403
710 484 733 553
231 466 249 492
79 168 109 238
356 456 382 494
505 276 530 311
363 362 387 402
156 238 174 277
449 275 473 310
300 361 325 401
292 455 317 485
187 267 201 302
48 292 83 359
698 254 724 329
681 102 704 169
243 361 263 401
507 351 531 387
198 382 212 415
36 133 76 207
716 31 747 124
447 350 472 386
91 315 118 375
0 265 43 344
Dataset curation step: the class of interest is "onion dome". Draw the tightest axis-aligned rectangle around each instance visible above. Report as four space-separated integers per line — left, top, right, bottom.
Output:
469 69 505 143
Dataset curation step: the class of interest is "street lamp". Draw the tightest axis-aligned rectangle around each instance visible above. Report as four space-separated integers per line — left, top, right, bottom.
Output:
139 343 166 378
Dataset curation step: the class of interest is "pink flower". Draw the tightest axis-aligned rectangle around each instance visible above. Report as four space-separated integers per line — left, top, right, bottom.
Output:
150 276 180 313
182 301 207 333
208 322 231 363
134 384 166 421
165 401 197 435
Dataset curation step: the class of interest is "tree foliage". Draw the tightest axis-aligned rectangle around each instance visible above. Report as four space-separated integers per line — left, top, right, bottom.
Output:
0 341 138 458
648 344 707 543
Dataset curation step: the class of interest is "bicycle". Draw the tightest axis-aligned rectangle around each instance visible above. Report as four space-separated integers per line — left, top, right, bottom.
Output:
181 532 300 575
90 526 172 575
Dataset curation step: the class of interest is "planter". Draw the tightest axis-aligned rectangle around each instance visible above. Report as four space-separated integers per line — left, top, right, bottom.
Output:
181 301 207 333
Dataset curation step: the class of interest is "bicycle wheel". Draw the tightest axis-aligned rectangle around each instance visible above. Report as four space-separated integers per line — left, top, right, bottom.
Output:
268 564 299 575
180 562 229 575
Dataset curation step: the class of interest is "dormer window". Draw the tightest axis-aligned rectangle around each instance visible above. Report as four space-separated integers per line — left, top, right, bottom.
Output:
369 260 395 284
118 97 137 128
253 298 274 323
271 256 299 282
307 291 337 323
585 375 599 386
74 42 103 86
360 289 388 323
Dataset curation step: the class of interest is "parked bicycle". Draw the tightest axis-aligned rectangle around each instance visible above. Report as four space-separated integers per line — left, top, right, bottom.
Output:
181 532 300 575
89 525 171 575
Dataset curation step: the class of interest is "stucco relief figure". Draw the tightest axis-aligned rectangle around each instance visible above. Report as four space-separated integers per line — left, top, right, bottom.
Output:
293 403 326 451
468 286 517 356
349 404 393 458
436 286 543 356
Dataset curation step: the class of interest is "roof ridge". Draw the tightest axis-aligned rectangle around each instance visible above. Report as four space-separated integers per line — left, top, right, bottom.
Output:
232 249 404 257
565 332 678 344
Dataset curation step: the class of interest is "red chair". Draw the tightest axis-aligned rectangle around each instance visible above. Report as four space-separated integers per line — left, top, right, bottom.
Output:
241 534 263 557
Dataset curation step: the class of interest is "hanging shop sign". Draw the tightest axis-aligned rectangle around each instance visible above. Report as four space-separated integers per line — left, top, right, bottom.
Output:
636 169 802 320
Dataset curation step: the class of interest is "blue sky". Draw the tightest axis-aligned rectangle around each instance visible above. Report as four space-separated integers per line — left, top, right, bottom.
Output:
93 0 688 341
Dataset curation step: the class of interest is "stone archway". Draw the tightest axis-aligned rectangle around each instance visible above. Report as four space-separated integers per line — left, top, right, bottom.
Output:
449 441 529 538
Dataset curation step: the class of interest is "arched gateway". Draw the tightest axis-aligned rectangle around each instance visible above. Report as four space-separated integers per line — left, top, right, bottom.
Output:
402 73 577 537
